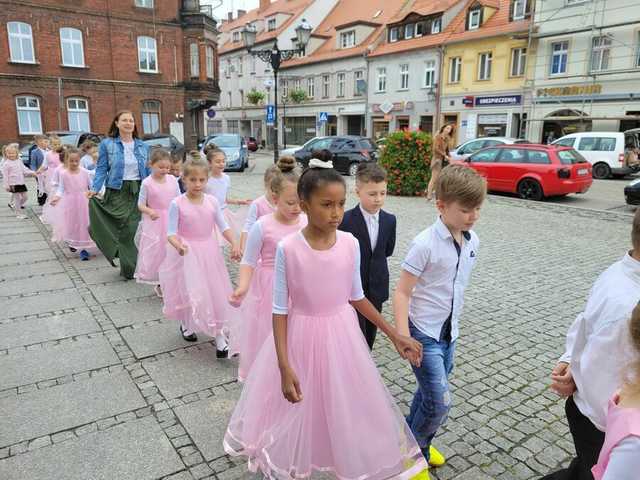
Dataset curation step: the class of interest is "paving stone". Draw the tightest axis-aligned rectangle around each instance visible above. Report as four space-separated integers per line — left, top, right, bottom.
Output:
0 417 183 480
88 282 154 304
0 291 86 319
78 267 127 285
0 309 100 350
0 371 145 446
1 240 50 255
174 390 240 462
103 298 164 327
0 249 57 267
122 322 213 359
145 347 237 400
0 273 74 297
0 336 119 390
0 260 64 282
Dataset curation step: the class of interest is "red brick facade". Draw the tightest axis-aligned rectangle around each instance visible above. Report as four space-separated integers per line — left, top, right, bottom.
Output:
0 0 220 148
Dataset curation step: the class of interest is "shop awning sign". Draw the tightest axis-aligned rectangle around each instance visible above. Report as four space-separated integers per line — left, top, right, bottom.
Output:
474 95 522 107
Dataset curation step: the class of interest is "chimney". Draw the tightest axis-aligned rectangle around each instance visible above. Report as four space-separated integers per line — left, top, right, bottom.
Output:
237 9 246 18
227 11 233 21
259 0 270 11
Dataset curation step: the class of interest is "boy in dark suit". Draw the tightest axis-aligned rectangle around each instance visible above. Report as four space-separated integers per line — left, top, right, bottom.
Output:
339 163 396 349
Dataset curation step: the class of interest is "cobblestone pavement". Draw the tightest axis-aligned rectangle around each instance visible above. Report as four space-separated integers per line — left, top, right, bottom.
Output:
0 154 633 480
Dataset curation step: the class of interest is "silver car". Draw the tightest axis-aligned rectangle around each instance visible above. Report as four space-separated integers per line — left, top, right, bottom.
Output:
449 137 526 162
201 134 249 172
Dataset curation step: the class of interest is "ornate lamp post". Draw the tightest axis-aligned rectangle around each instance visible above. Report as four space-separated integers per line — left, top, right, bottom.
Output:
242 19 312 163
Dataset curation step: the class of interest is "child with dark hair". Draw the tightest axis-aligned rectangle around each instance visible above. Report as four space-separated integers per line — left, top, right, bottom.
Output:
339 162 396 349
224 158 427 480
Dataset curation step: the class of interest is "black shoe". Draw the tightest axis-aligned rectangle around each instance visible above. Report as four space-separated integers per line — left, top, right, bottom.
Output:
216 348 229 359
180 326 197 342
107 258 117 268
69 246 77 253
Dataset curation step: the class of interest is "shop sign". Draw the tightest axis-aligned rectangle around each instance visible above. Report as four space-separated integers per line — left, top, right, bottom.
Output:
474 95 522 107
536 84 602 97
462 96 475 107
373 102 403 113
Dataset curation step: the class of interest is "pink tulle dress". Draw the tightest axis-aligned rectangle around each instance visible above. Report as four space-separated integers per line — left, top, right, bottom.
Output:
224 231 427 480
41 167 64 234
43 151 62 195
158 194 234 336
55 168 96 250
134 175 181 285
206 174 247 243
230 213 307 381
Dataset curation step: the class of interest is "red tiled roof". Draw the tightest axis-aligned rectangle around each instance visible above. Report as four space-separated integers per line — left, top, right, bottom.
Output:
389 0 460 23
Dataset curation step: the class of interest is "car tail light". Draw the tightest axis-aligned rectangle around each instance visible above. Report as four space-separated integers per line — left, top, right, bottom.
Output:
361 150 371 159
619 153 625 164
557 167 571 179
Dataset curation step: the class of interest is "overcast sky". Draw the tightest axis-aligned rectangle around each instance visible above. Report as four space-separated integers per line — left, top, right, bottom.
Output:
202 0 259 18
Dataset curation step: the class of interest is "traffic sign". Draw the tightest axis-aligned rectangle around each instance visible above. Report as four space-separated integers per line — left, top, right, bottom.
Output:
318 112 329 123
266 104 275 125
206 108 216 119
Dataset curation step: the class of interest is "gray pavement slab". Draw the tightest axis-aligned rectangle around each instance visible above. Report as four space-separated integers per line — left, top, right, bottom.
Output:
0 309 101 350
0 260 65 282
0 240 50 254
122 322 212 359
0 416 184 480
67 255 117 270
0 290 86 319
0 249 57 267
0 232 43 243
88 281 154 303
0 371 146 446
103 298 164 327
144 347 237 400
78 267 127 285
0 336 119 390
0 272 73 297
175 390 240 461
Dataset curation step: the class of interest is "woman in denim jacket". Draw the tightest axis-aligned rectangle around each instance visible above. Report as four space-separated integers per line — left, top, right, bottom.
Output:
88 111 150 279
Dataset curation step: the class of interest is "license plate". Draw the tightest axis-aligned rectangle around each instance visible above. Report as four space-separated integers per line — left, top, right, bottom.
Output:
578 168 588 176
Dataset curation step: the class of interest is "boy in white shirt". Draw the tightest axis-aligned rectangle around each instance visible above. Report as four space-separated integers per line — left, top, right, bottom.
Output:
394 165 486 479
541 210 640 480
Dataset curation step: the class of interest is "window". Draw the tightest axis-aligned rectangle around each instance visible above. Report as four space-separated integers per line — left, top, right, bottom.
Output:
15 96 42 134
416 22 425 37
404 24 414 40
67 98 90 131
550 41 568 75
468 8 481 30
226 58 232 78
227 120 239 134
227 91 232 107
232 31 241 42
337 73 345 97
354 70 364 96
239 89 244 106
389 27 399 42
190 43 199 77
424 60 436 87
376 67 387 92
307 77 315 98
527 151 551 164
322 74 330 98
7 22 35 63
340 30 356 49
591 36 612 71
137 36 158 72
399 64 409 90
449 57 461 83
135 0 153 7
282 79 289 98
293 78 301 91
497 148 527 163
478 52 492 80
470 148 500 163
237 56 243 75
250 54 256 73
512 0 526 20
60 28 84 67
141 100 161 134
459 139 486 155
554 137 575 147
558 150 585 164
267 18 276 31
431 17 442 34
206 46 214 79
510 48 526 77
637 32 640 68
578 137 616 151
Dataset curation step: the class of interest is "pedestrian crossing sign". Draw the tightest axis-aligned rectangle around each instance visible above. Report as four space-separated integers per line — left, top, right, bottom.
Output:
318 112 329 123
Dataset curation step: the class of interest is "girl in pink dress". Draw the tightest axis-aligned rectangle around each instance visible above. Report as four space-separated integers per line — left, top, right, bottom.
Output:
592 303 640 480
229 157 306 381
158 158 241 358
2 144 35 219
224 160 428 480
37 137 63 196
239 164 279 254
50 148 96 260
134 149 181 296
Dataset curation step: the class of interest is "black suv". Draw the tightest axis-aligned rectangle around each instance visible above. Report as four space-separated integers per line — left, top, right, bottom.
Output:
142 134 185 161
293 136 378 176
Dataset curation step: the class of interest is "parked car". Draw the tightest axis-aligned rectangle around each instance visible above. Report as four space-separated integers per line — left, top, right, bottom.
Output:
294 136 378 176
201 133 249 172
624 177 640 205
552 130 640 179
457 144 593 201
245 137 259 152
19 131 102 167
449 137 528 162
142 134 185 161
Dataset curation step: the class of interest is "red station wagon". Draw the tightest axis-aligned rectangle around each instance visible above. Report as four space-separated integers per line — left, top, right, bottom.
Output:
456 144 593 201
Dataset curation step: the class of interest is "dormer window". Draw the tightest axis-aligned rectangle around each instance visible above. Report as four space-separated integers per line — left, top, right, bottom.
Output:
510 0 532 21
232 31 240 42
431 17 442 33
388 14 442 43
389 27 399 42
404 23 414 39
340 30 356 48
267 18 276 31
415 22 424 37
468 7 482 30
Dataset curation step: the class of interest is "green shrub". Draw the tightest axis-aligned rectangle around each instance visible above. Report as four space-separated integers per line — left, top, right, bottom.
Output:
246 89 266 105
288 88 308 104
378 130 432 196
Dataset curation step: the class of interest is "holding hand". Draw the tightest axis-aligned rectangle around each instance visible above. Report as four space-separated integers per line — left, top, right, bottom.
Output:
175 243 188 256
86 191 96 199
230 243 242 262
280 365 303 403
50 196 61 207
392 334 423 367
148 209 159 221
228 286 248 307
550 362 576 397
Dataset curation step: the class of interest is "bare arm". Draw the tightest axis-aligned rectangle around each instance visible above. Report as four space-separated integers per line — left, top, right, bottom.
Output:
274 313 302 403
393 270 420 337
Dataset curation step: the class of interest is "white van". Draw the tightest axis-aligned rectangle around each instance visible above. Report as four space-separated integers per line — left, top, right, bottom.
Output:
552 130 640 179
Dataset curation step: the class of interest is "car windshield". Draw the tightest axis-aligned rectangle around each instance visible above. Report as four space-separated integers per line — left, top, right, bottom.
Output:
557 149 586 165
209 135 240 148
145 137 171 147
55 134 78 145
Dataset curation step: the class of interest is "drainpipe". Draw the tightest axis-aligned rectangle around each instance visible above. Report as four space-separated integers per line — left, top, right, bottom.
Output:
434 45 444 132
57 77 63 130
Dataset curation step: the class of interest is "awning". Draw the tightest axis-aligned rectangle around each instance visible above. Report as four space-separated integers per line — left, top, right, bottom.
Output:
526 115 640 122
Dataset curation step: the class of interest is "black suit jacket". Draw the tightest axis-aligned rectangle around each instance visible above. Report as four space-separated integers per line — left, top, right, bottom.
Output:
339 205 396 305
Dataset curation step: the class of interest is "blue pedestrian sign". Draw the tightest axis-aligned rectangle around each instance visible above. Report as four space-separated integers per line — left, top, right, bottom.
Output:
318 112 329 123
266 104 275 125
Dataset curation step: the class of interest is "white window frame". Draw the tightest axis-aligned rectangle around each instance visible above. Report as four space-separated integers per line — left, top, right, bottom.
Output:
250 54 256 73
307 77 315 98
60 27 85 67
513 0 526 20
206 46 215 79
16 95 42 134
636 31 640 68
282 79 289 98
424 60 436 88
232 31 240 42
405 23 414 40
399 64 410 90
337 72 345 97
141 100 161 134
135 0 154 7
449 57 461 83
478 52 492 80
550 40 569 75
510 47 526 77
432 17 442 34
415 22 424 37
322 74 330 98
137 36 158 73
66 97 90 131
590 36 612 72
237 55 243 75
469 8 481 30
267 18 277 31
376 67 387 92
190 43 199 77
390 27 399 42
340 30 356 49
354 70 363 96
8 21 35 64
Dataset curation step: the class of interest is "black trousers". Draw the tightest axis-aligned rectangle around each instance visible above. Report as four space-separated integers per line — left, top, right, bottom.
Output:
356 299 382 350
540 396 605 480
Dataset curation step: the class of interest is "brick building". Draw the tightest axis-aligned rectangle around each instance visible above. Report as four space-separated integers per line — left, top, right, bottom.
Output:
0 0 220 148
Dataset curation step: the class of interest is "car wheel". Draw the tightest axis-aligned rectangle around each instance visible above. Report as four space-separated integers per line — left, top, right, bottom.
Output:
348 162 359 177
592 162 611 180
517 178 544 201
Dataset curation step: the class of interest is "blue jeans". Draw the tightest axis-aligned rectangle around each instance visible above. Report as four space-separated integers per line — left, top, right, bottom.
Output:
406 321 456 460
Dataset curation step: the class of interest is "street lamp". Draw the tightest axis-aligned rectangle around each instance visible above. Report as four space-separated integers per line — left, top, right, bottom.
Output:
242 19 312 162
